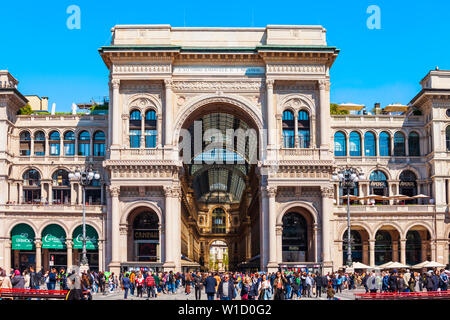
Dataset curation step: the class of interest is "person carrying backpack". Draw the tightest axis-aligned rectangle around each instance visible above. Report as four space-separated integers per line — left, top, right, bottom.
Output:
439 270 448 291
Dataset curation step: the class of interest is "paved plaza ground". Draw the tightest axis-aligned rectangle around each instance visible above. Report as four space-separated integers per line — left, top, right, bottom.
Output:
92 287 364 300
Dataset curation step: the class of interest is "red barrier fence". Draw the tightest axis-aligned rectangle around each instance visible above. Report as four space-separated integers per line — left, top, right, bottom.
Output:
355 290 450 300
0 288 68 299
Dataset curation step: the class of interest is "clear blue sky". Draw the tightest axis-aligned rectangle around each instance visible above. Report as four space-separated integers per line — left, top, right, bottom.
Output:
0 0 448 112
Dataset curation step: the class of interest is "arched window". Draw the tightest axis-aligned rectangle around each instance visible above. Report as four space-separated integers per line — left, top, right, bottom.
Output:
34 131 45 156
406 230 422 265
379 131 391 156
129 109 142 148
52 169 70 204
375 230 394 265
23 169 41 203
49 131 60 156
349 131 361 156
19 131 31 156
298 110 310 148
446 126 450 151
78 131 90 156
334 131 346 156
408 132 420 156
282 212 308 262
393 132 406 156
282 110 295 148
145 110 157 148
342 230 363 265
93 131 105 156
364 132 376 156
399 170 417 203
63 131 75 156
211 208 226 234
370 170 389 203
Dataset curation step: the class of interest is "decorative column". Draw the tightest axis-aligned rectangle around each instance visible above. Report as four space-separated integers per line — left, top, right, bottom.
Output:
294 113 299 148
321 186 334 271
108 186 121 274
266 79 275 149
157 113 162 148
98 241 104 272
163 186 181 271
4 240 11 273
266 186 278 272
35 239 42 272
431 240 436 261
276 225 283 264
392 237 399 262
259 186 270 271
313 223 319 262
318 80 330 150
66 239 73 272
140 111 145 148
369 239 375 267
77 184 82 205
48 183 53 204
400 238 407 265
119 224 128 264
18 183 23 204
164 80 173 147
111 79 121 149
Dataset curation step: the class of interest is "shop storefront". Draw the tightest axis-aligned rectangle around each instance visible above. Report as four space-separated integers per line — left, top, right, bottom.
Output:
279 263 322 274
11 224 36 271
41 224 67 270
72 225 99 271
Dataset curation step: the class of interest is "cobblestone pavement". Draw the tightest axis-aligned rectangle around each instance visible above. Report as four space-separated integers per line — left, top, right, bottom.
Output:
92 287 364 300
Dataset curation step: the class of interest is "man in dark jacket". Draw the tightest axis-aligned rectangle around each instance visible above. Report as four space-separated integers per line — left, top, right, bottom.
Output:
193 272 203 300
204 272 217 300
217 274 236 300
388 270 398 292
29 266 42 290
315 272 323 297
122 274 132 299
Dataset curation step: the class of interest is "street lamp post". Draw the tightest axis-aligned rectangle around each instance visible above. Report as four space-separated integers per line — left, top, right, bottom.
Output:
69 166 100 273
332 168 364 267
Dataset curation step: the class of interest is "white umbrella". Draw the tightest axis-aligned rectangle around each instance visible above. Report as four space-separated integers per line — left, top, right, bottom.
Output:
351 262 371 269
412 261 430 269
385 262 410 269
377 261 394 268
423 261 446 268
412 194 430 199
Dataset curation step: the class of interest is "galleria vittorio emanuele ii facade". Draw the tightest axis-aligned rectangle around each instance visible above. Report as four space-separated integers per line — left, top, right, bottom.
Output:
1 25 450 275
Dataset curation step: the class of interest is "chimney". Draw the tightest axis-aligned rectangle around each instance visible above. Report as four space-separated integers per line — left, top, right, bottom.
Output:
41 97 49 111
374 102 381 115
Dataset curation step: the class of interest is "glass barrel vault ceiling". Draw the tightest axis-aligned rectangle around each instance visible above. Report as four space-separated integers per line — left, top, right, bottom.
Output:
186 113 256 204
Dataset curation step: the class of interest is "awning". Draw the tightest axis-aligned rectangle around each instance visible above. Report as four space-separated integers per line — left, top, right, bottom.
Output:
337 103 365 111
384 104 409 112
11 224 35 250
73 225 99 250
42 224 66 249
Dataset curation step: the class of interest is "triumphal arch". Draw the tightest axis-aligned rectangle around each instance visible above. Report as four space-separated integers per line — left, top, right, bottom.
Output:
99 25 338 274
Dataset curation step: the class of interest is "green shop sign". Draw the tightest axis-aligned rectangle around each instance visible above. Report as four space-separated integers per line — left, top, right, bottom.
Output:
42 225 66 249
73 225 98 250
11 224 35 250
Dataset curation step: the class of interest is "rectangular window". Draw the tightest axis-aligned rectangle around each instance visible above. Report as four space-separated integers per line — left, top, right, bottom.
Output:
93 143 105 156
283 130 295 148
64 143 75 156
145 130 157 148
78 143 90 156
50 143 60 156
130 130 141 148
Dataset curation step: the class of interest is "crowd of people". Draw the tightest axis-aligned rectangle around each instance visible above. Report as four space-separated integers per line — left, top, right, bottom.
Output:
0 266 448 300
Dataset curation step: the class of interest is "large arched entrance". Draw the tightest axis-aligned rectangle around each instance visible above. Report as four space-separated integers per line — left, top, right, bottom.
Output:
131 210 160 262
176 101 262 271
209 240 229 272
282 212 308 262
374 226 401 265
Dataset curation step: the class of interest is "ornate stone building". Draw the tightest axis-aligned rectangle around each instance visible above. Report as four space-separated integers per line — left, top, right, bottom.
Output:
0 25 449 275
